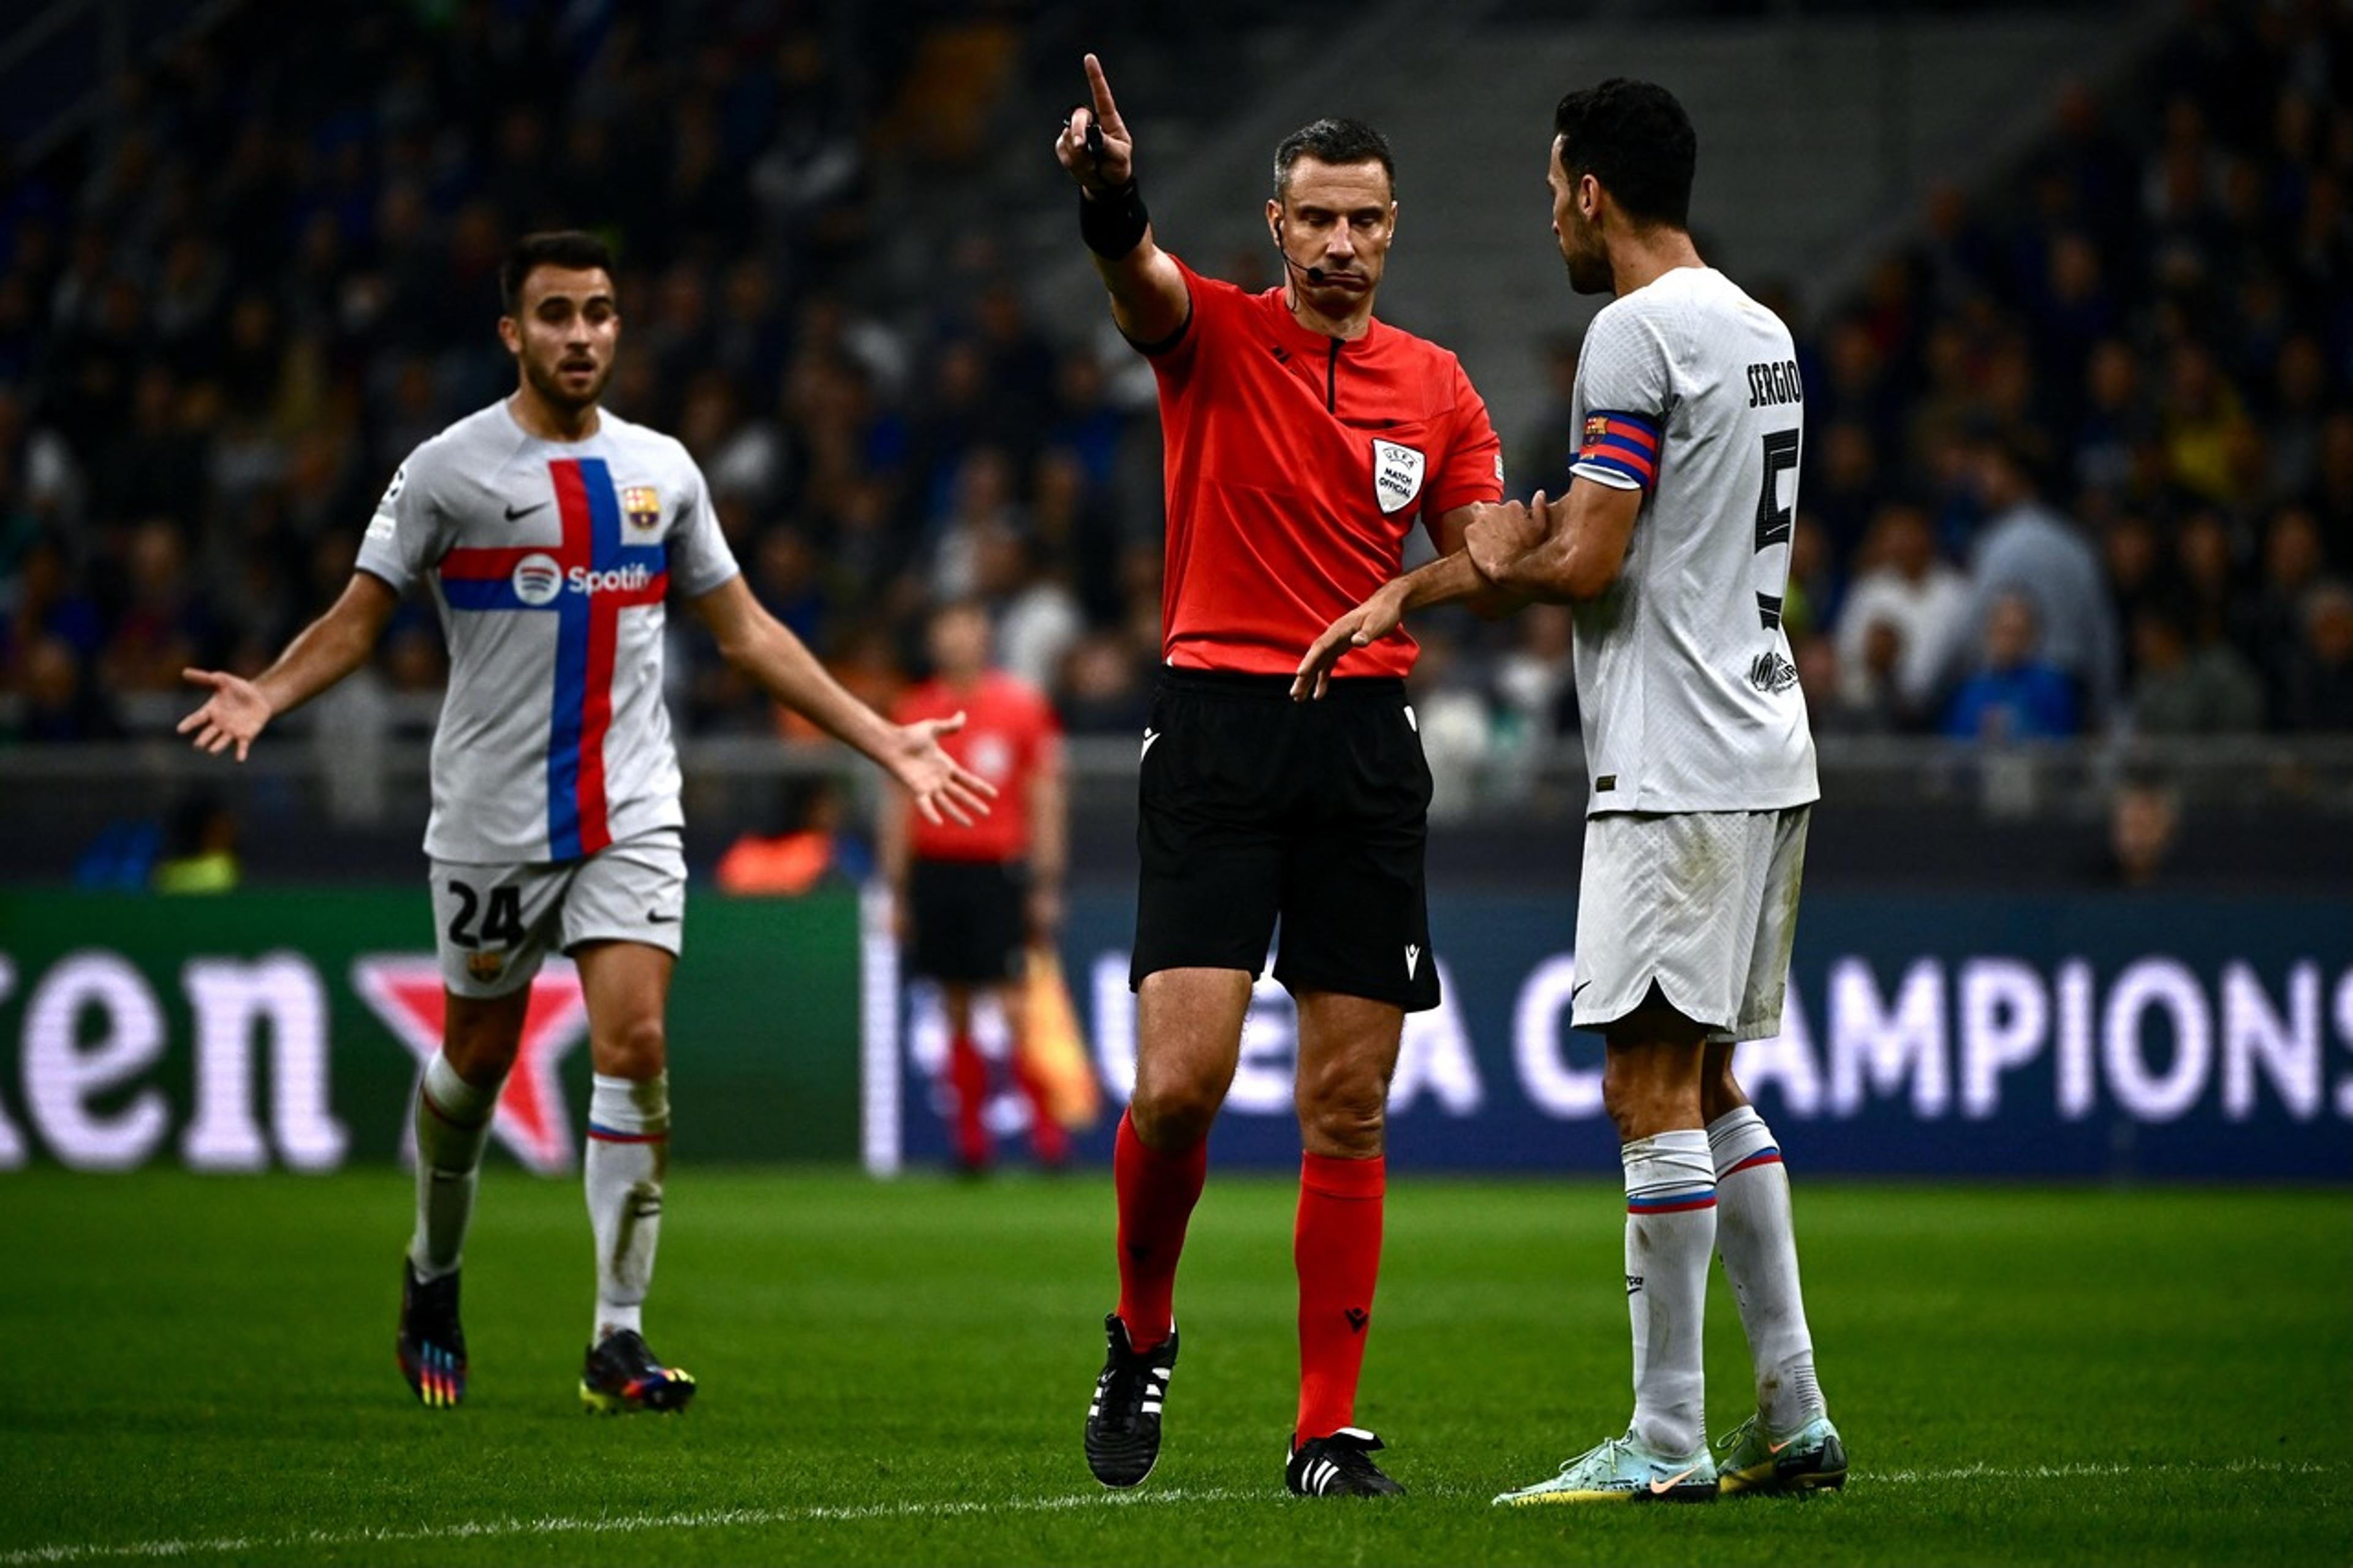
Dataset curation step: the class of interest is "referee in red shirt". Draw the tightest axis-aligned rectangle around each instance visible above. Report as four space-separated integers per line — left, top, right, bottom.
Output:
880 599 1069 1172
1058 54 1509 1498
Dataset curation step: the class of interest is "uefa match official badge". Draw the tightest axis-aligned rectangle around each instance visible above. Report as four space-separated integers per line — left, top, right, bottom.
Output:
622 486 661 532
1371 439 1425 515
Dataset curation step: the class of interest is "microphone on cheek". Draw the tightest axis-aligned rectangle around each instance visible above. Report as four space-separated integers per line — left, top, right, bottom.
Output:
1272 222 1332 287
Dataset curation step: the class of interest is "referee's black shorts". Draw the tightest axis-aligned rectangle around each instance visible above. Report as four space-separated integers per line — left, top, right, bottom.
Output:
1130 667 1438 1012
906 857 1028 986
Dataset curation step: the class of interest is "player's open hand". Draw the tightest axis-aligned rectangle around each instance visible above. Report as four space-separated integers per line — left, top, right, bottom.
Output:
1465 496 1546 585
891 712 999 827
1292 578 1411 702
1056 53 1134 195
177 668 271 761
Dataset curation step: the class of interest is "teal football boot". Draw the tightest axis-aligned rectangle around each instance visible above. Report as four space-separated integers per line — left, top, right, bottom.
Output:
1715 1411 1847 1494
1492 1430 1718 1506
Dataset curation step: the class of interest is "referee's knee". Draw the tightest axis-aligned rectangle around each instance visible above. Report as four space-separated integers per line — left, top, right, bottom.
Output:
1297 1086 1386 1159
1129 1069 1224 1151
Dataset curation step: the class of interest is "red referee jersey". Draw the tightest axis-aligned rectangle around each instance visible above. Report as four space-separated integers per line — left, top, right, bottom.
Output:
893 670 1059 862
1142 256 1504 677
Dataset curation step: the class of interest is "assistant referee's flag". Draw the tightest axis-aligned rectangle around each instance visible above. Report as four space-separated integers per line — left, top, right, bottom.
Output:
1020 944 1100 1131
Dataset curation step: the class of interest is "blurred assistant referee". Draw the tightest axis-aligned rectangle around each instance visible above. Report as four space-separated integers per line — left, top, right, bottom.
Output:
1056 54 1510 1499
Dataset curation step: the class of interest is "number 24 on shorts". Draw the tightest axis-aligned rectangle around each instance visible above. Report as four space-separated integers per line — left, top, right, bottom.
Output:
445 879 525 949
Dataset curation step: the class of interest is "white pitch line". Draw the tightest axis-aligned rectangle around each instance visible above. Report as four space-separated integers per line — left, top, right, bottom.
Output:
0 1488 1252 1567
4 1461 2338 1566
1870 1458 2330 1487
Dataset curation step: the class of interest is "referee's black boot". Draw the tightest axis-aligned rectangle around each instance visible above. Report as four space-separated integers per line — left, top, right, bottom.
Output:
1085 1313 1176 1487
1287 1428 1406 1496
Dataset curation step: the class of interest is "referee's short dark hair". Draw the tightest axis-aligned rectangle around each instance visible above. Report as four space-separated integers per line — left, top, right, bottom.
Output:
1273 118 1396 202
500 230 616 314
1553 79 1696 230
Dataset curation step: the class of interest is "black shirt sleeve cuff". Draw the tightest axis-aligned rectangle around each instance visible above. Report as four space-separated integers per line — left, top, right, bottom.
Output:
1120 298 1194 358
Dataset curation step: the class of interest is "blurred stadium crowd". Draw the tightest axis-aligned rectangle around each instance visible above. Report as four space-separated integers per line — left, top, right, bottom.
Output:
1759 2 2353 743
0 0 2346 757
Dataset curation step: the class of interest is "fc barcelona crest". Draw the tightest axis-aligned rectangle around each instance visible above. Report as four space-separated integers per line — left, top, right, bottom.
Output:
622 485 662 532
1370 439 1425 516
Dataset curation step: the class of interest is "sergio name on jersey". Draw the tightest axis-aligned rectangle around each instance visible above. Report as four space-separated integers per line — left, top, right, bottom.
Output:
357 401 741 865
1566 267 1819 816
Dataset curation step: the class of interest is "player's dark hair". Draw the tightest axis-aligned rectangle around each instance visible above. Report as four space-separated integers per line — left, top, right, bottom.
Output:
1272 118 1396 203
1553 78 1696 229
499 230 615 314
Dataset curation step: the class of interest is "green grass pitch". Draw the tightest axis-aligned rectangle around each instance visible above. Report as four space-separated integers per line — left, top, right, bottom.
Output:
2 1167 2346 1566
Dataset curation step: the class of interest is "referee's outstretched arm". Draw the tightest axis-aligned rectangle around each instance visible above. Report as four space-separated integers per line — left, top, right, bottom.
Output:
1056 53 1189 349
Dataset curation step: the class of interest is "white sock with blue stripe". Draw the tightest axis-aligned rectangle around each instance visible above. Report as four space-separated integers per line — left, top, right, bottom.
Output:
586 1072 669 1343
1709 1105 1824 1433
1622 1129 1716 1457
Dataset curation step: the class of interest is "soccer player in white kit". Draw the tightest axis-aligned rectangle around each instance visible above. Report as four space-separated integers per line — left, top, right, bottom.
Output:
1298 81 1843 1502
179 232 994 1413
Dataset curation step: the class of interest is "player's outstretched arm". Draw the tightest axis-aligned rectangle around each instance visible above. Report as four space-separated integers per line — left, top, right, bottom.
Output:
178 572 400 761
689 575 996 826
1056 52 1188 347
1289 503 1529 701
1466 480 1641 604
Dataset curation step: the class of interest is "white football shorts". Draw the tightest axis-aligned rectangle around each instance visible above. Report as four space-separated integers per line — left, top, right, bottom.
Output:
428 828 686 999
1571 805 1809 1042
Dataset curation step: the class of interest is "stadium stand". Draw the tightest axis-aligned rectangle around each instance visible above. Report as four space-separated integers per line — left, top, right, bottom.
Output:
0 0 2346 884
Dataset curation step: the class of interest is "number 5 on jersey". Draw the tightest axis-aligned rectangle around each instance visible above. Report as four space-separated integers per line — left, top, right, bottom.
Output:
1752 430 1800 632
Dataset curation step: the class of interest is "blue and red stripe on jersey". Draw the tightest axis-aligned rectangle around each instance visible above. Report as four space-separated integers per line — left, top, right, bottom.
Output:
1575 409 1664 491
1724 1146 1783 1177
435 456 667 860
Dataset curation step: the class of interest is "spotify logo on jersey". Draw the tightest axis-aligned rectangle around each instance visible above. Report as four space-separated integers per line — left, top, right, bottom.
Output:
512 553 563 606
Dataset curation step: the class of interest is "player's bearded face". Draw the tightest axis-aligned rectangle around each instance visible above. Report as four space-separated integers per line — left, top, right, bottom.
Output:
1550 140 1612 295
504 266 619 412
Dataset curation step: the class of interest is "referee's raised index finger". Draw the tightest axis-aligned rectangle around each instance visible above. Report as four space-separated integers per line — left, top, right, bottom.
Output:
1083 53 1121 129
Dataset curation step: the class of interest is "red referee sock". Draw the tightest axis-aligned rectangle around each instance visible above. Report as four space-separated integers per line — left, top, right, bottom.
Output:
1294 1150 1385 1441
946 1031 990 1167
1113 1108 1206 1349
